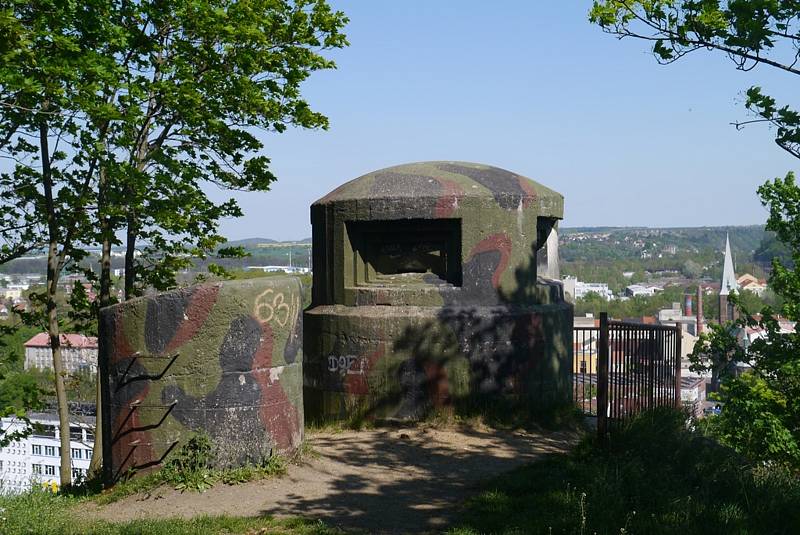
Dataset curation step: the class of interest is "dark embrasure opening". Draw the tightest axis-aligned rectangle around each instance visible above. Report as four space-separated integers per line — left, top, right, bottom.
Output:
347 219 462 287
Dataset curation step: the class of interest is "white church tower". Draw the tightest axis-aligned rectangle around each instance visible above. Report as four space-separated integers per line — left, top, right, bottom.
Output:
719 234 739 323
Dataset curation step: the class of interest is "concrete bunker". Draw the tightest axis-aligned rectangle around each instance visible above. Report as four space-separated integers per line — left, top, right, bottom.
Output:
100 277 304 482
99 161 573 478
304 161 573 421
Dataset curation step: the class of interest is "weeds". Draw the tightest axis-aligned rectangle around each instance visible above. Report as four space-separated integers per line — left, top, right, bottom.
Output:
449 407 800 534
219 455 287 485
159 433 216 492
306 397 583 433
92 432 290 504
290 438 319 463
92 469 168 504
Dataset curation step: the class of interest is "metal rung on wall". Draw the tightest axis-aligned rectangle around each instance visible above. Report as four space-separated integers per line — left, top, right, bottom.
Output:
125 351 179 360
128 399 179 409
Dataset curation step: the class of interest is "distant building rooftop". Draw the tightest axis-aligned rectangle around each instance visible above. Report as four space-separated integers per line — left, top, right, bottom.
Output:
24 333 98 349
22 412 96 426
680 376 704 389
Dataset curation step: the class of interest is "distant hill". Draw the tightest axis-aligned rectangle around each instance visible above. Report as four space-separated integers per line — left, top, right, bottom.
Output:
0 227 774 279
557 225 773 295
223 237 311 247
559 225 766 262
223 237 279 247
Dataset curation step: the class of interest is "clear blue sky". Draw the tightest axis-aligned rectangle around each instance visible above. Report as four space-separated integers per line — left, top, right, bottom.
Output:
212 1 798 241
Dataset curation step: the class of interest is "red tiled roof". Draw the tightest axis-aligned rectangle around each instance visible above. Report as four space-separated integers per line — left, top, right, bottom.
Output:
24 333 98 349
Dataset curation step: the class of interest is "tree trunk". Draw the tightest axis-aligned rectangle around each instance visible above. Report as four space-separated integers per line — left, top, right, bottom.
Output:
40 120 71 489
89 165 112 478
48 262 72 489
124 209 136 300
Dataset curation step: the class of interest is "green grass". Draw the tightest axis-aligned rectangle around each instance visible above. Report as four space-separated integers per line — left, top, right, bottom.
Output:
91 455 288 505
0 489 342 534
305 398 583 434
90 434 293 505
90 469 170 505
449 407 800 535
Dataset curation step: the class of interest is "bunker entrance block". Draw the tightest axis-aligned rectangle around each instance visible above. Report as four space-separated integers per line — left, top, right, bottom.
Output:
100 277 304 482
304 161 573 422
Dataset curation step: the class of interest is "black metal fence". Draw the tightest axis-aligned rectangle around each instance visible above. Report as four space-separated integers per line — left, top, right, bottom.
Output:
573 312 682 437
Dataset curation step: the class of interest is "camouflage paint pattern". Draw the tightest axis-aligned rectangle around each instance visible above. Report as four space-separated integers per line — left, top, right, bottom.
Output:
305 161 573 421
100 277 303 482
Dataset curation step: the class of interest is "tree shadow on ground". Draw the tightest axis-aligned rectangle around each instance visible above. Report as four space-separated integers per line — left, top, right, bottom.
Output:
257 425 578 534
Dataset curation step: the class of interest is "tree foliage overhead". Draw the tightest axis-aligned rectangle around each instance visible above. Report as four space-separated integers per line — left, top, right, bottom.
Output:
98 0 348 296
1 0 348 295
590 1 800 158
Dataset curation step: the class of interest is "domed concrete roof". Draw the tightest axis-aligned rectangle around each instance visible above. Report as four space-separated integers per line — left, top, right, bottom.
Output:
315 161 563 215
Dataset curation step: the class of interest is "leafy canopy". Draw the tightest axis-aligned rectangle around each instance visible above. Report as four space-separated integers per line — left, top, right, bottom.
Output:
590 1 800 158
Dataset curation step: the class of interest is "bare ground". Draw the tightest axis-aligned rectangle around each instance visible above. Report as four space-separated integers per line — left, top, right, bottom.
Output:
83 424 580 534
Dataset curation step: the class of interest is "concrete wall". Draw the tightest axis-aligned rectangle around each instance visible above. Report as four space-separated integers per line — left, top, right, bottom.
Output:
305 302 573 420
100 277 303 481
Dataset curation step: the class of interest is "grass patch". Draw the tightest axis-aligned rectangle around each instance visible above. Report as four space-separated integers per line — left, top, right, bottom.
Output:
91 470 167 505
0 488 341 534
218 455 287 486
305 398 582 434
438 398 583 431
291 438 319 462
92 434 291 505
449 407 800 535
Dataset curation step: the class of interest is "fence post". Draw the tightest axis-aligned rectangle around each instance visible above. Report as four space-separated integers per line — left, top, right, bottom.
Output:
675 324 682 409
597 312 609 440
648 329 655 409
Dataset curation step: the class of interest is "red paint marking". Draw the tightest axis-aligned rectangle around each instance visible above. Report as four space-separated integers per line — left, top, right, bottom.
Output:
344 344 385 396
111 383 156 476
423 362 450 407
252 320 274 372
434 178 464 218
164 284 220 354
518 176 538 208
252 320 300 451
468 234 512 288
110 308 136 365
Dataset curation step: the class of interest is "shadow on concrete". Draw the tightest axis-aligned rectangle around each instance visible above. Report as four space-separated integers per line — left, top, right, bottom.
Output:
323 237 574 429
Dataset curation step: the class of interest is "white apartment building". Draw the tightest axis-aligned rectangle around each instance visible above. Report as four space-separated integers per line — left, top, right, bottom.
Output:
563 276 614 301
246 265 311 274
0 413 95 494
680 376 706 418
625 284 660 297
0 287 22 300
24 333 98 374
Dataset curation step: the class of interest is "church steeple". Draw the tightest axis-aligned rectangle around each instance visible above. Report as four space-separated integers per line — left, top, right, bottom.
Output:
719 233 738 323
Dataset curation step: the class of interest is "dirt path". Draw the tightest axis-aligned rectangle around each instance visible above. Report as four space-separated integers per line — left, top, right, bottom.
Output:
84 424 579 534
